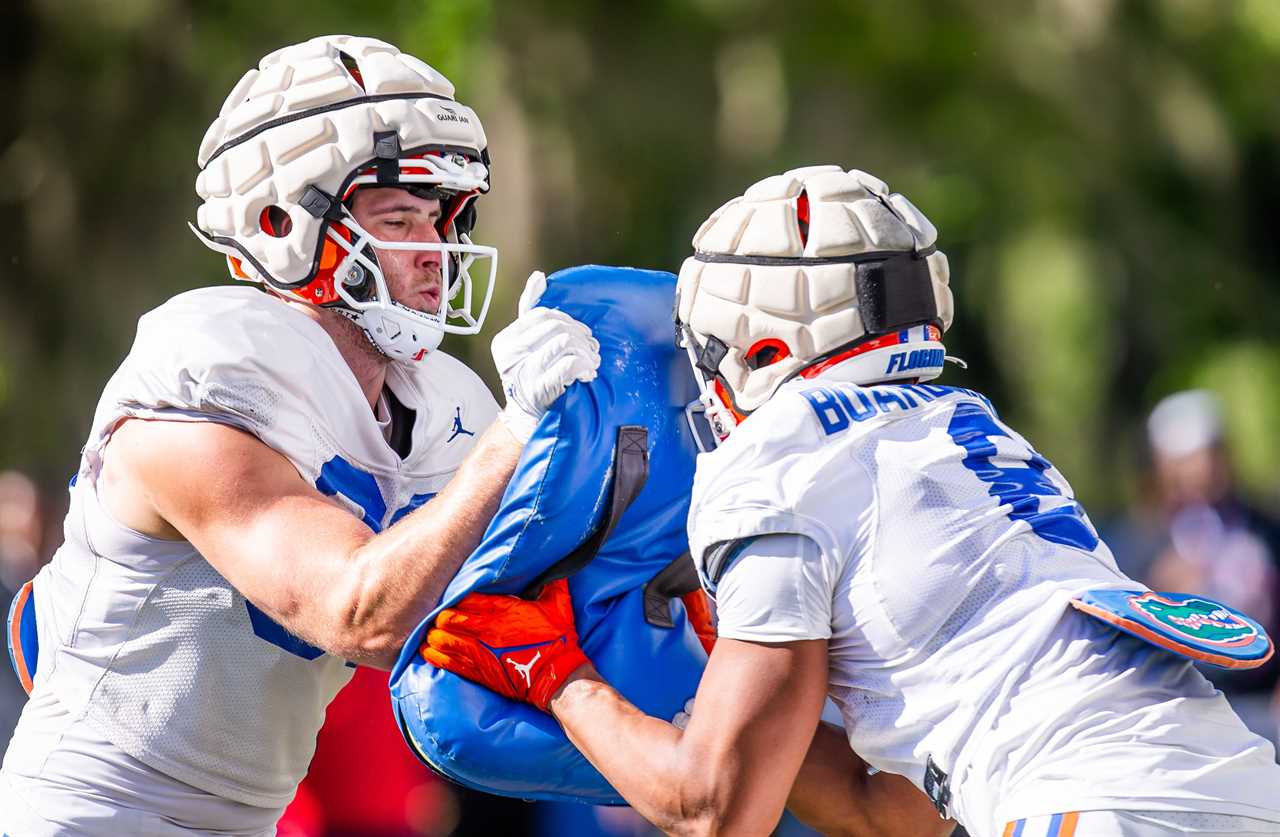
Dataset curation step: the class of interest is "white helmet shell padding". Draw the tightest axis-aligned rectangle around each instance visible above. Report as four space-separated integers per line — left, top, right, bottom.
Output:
676 166 954 433
191 35 496 363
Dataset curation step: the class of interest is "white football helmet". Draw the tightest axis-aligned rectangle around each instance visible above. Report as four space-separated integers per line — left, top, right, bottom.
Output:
675 165 954 443
191 35 496 362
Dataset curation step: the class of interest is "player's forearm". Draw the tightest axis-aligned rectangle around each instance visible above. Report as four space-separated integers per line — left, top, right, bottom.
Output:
787 721 874 837
788 722 953 837
341 422 522 667
549 668 765 837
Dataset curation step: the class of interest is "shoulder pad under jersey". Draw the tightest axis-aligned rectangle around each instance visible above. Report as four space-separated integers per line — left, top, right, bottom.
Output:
97 286 384 479
688 384 850 584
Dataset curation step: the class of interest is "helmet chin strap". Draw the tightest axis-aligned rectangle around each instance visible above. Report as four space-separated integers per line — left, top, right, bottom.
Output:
336 305 446 362
703 386 739 442
677 327 739 448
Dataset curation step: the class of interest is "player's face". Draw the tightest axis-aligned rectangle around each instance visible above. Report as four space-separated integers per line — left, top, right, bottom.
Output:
348 187 445 315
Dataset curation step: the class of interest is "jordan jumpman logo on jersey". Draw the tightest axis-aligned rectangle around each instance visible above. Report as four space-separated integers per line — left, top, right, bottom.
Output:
447 406 475 444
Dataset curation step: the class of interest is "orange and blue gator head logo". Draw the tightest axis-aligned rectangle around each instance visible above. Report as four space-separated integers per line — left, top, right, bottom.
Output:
1130 592 1259 648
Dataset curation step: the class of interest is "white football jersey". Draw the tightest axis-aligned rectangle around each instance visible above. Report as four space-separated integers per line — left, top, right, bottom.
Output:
6 287 497 813
688 379 1280 834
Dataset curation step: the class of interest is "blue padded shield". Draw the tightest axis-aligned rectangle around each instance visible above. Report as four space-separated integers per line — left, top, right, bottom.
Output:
389 265 706 805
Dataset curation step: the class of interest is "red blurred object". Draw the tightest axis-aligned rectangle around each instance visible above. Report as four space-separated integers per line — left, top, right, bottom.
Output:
278 666 457 837
276 782 324 837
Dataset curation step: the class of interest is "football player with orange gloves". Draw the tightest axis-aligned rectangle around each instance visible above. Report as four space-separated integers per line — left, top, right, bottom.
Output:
425 167 1280 837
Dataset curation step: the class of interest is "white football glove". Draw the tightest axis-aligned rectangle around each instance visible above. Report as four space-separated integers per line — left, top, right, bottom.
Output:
492 271 600 442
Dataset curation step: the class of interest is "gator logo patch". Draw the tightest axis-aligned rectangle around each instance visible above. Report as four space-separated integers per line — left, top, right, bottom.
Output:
1130 592 1259 647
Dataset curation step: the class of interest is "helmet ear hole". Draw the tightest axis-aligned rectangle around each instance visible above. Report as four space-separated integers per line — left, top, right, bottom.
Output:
259 205 293 237
744 338 791 371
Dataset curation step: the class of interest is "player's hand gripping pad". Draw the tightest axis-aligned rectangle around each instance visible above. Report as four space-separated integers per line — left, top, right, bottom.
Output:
389 266 706 805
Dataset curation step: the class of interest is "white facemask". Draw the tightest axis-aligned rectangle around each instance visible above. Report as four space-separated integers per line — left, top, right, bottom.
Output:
326 208 497 362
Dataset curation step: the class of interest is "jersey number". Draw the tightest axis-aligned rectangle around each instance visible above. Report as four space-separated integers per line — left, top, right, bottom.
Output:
246 454 437 660
946 401 1098 551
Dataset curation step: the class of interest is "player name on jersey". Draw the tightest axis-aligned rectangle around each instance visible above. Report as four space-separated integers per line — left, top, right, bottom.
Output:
802 382 994 435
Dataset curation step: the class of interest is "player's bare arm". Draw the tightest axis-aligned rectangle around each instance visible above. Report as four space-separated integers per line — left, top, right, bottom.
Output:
549 637 827 837
101 416 521 669
423 581 939 837
547 635 947 837
787 722 953 837
94 258 595 672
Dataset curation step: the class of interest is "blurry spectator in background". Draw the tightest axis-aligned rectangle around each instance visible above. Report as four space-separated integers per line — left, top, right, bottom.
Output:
0 471 44 593
0 471 48 760
1108 390 1280 746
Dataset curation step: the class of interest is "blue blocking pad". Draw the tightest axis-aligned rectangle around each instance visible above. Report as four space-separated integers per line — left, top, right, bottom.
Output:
389 265 707 805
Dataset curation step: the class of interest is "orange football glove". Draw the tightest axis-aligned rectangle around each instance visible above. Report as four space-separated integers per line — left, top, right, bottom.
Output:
421 579 590 711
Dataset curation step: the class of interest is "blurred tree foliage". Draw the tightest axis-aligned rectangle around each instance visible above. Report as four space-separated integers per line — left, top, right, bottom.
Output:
1 0 1279 520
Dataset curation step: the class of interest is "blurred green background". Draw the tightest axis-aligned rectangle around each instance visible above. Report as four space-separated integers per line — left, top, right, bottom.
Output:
2 0 1279 519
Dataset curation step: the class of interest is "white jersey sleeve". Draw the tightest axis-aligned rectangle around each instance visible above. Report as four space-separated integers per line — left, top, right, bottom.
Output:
94 286 376 480
688 384 870 594
714 533 834 643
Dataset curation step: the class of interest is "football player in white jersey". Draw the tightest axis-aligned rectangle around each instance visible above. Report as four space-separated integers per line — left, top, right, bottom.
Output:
422 166 1280 837
0 35 599 837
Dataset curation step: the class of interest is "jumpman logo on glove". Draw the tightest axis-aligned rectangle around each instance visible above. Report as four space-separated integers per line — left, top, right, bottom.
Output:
422 580 590 711
506 650 541 689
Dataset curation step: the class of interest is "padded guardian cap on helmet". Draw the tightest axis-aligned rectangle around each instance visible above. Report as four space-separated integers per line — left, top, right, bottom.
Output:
675 165 954 442
192 35 496 362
